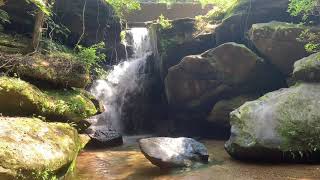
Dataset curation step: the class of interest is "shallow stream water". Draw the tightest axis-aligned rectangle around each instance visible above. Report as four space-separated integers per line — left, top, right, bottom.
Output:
67 137 320 180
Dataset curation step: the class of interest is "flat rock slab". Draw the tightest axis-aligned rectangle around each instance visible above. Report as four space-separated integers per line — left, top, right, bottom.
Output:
139 137 209 169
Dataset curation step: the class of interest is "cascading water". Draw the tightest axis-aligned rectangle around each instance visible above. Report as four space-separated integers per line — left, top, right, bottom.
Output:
90 27 153 134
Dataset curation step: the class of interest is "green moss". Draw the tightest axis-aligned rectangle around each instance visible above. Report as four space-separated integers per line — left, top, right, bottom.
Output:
0 33 29 54
277 91 320 153
0 117 83 179
0 76 97 122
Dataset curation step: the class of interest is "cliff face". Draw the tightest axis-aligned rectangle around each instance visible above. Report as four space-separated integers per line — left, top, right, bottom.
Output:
2 0 121 54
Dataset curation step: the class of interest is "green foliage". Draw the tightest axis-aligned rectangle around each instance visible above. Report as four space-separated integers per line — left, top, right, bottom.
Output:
156 14 172 30
298 30 320 53
288 0 320 53
120 30 127 43
0 9 9 24
105 0 141 20
26 0 51 15
288 0 317 20
76 42 106 69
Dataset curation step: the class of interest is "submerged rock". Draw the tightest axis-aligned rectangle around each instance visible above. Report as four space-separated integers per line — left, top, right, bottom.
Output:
139 137 209 168
165 42 283 108
0 117 83 179
293 52 320 83
207 95 258 128
0 76 98 123
85 126 123 148
249 21 320 75
225 83 320 162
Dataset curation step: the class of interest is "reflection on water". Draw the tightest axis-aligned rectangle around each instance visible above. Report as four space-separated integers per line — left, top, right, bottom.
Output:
67 140 320 180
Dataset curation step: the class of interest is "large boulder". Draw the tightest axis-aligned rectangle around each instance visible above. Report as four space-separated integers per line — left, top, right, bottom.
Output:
165 42 283 109
139 137 209 169
225 83 320 161
207 95 258 128
0 76 98 123
0 53 90 88
293 52 320 83
249 21 320 75
0 117 83 179
215 0 294 45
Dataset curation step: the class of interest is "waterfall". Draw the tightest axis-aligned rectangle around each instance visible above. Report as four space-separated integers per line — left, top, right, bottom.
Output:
90 27 153 133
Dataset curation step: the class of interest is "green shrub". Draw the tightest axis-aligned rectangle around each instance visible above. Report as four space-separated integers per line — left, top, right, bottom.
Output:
76 42 106 69
288 0 317 20
288 0 320 53
105 0 141 21
156 14 172 30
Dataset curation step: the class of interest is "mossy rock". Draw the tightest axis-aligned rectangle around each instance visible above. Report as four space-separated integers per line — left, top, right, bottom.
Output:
0 52 90 88
249 21 320 75
0 117 82 179
293 52 320 83
207 94 258 128
215 0 293 45
225 83 320 162
0 76 97 123
0 33 29 54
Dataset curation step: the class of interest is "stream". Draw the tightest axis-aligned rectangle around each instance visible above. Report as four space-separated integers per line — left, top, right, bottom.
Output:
67 137 320 180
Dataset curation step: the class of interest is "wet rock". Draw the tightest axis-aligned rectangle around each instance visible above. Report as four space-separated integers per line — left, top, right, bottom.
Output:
225 83 320 162
139 137 209 168
0 117 82 179
293 52 320 83
165 42 283 109
249 21 320 75
0 76 98 123
86 126 123 148
207 95 258 128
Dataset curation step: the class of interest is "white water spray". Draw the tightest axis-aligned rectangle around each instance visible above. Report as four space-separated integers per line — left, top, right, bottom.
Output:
90 27 153 133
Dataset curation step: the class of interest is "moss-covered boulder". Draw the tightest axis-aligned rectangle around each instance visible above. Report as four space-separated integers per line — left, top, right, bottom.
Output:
215 0 293 45
225 83 320 162
249 21 320 75
0 117 82 179
207 95 258 128
165 42 283 109
0 33 29 54
0 76 97 123
293 52 320 83
0 52 90 88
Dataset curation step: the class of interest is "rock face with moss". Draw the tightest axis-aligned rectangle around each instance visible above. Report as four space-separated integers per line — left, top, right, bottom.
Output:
215 0 293 45
249 21 320 75
0 117 83 179
0 76 98 123
151 18 215 80
0 53 90 88
225 83 320 161
165 42 283 109
207 95 258 128
293 52 320 82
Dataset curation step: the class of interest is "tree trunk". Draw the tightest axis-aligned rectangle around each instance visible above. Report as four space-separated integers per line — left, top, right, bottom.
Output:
30 2 47 52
